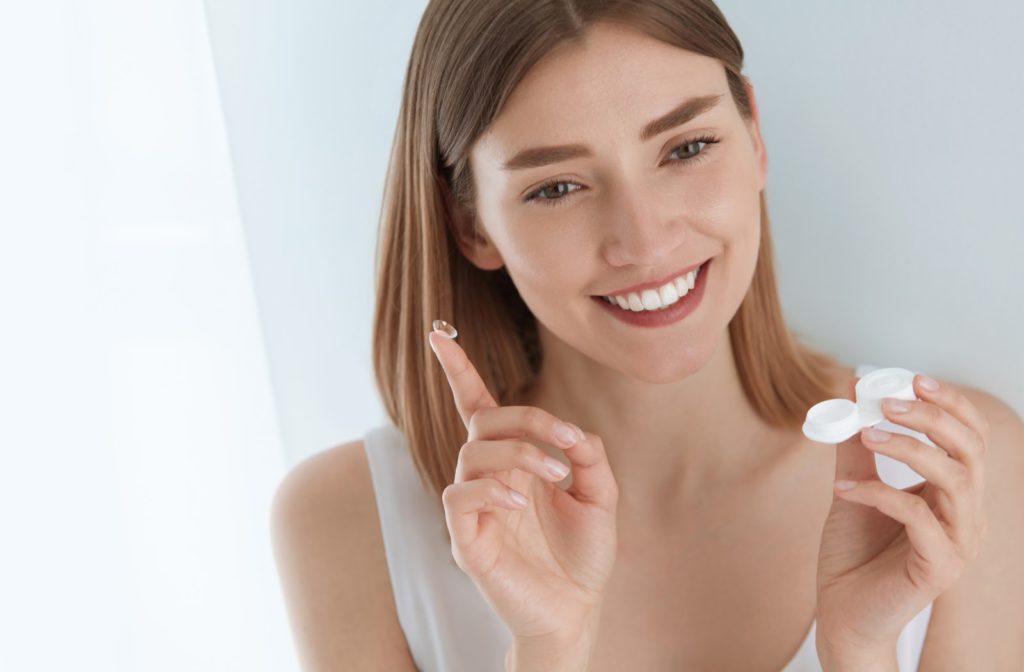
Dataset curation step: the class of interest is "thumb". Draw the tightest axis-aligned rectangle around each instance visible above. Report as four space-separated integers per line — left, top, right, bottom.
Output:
833 375 879 484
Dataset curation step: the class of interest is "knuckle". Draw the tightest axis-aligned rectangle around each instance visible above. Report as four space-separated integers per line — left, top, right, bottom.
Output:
454 440 478 477
467 411 482 438
907 439 929 461
923 402 942 422
488 477 510 499
523 406 546 436
458 438 479 460
974 426 991 450
910 495 932 520
976 429 989 456
469 386 490 413
979 417 992 443
514 439 536 461
950 462 971 491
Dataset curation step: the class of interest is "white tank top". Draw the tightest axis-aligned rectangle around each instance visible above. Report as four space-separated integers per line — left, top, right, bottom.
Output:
363 364 934 671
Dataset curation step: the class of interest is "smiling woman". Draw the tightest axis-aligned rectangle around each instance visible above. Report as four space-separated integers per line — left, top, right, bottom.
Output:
268 0 1024 671
380 0 841 519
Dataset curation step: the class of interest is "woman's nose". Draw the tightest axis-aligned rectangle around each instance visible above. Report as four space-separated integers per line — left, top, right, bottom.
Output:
600 188 688 267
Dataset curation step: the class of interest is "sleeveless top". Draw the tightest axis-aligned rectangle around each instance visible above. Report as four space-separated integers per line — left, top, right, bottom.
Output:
363 364 935 671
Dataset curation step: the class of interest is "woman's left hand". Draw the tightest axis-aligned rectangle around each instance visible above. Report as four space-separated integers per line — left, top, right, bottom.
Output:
815 373 991 659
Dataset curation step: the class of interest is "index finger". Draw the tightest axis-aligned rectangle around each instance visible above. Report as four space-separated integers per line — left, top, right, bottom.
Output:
428 320 498 428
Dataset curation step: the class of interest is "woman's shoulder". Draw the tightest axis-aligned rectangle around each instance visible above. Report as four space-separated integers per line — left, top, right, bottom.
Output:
271 439 375 544
271 438 418 669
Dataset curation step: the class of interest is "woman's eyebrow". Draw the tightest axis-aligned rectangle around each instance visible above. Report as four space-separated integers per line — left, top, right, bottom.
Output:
500 92 725 171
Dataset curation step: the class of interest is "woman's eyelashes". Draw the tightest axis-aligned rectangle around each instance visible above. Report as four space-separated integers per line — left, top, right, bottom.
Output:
522 133 722 208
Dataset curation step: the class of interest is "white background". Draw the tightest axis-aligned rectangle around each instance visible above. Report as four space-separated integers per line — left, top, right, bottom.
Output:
1 2 293 670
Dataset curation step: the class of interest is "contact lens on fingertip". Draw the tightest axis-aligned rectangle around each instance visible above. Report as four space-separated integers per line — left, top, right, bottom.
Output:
803 367 919 444
432 319 458 339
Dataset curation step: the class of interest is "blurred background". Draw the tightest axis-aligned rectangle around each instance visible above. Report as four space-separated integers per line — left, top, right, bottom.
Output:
1 0 1020 670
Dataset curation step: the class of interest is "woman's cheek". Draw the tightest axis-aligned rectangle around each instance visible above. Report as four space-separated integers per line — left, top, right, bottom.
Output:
674 164 757 238
508 233 580 290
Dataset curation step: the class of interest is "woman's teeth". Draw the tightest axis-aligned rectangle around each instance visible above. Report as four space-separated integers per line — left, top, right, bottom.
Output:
602 265 700 312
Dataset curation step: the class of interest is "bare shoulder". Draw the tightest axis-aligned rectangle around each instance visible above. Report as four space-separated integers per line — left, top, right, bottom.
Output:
919 380 1024 670
270 439 418 671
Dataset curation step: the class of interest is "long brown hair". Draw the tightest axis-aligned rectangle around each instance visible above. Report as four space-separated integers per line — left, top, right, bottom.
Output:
371 0 844 501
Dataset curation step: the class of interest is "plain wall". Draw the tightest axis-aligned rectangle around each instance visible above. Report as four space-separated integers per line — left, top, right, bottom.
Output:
0 2 295 669
204 0 1023 466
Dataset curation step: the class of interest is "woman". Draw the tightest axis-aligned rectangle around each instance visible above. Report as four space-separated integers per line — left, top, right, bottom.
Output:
271 1 1024 670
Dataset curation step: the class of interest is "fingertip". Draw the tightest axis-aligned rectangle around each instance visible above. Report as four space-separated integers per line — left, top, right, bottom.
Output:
432 319 459 339
568 422 585 442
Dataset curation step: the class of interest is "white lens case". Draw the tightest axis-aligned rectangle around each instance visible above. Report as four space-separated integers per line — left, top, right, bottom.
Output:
803 367 927 445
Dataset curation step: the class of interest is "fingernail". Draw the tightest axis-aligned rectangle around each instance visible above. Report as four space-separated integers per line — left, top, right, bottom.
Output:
432 319 458 339
835 480 858 491
885 398 910 413
508 490 529 508
863 427 891 442
919 374 939 392
567 422 585 441
553 422 578 446
543 456 570 479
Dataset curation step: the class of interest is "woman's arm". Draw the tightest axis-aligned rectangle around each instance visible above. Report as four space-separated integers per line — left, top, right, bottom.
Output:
271 441 419 671
917 386 1024 670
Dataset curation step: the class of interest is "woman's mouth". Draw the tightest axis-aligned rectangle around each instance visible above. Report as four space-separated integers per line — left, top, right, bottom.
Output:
590 257 712 328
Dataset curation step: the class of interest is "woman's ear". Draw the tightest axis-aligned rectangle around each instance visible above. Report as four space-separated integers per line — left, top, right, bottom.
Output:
437 172 505 271
742 77 768 193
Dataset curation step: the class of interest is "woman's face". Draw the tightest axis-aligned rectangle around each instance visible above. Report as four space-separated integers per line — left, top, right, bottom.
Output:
461 21 768 383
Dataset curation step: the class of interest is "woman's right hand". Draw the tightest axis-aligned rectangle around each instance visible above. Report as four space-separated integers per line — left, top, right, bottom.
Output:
428 323 620 649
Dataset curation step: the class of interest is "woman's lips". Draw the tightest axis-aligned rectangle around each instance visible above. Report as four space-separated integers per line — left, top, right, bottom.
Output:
590 257 712 328
592 257 710 300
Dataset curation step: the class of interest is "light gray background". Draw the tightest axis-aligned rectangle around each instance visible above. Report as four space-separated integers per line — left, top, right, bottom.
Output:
204 0 1024 466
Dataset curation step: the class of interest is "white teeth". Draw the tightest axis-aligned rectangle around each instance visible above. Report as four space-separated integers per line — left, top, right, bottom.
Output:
659 282 679 306
640 288 661 310
602 264 702 312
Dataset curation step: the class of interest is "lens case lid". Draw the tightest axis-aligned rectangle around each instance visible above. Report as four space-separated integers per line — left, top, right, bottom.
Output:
803 367 919 444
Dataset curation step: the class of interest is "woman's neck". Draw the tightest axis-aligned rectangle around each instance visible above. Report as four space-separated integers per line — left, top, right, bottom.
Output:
520 325 811 522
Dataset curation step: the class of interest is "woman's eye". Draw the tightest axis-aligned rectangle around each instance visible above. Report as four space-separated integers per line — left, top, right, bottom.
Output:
529 181 583 203
524 133 721 208
667 138 713 161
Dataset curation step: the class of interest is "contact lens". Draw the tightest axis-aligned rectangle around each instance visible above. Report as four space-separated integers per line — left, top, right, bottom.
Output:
432 319 458 339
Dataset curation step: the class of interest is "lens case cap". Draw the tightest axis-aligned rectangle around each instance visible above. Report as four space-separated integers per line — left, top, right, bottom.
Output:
803 367 919 444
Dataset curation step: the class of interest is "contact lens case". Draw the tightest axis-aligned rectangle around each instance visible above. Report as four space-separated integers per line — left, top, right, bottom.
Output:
803 367 920 444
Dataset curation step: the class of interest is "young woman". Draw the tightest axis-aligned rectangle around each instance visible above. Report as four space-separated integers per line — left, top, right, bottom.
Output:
271 1 1024 670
